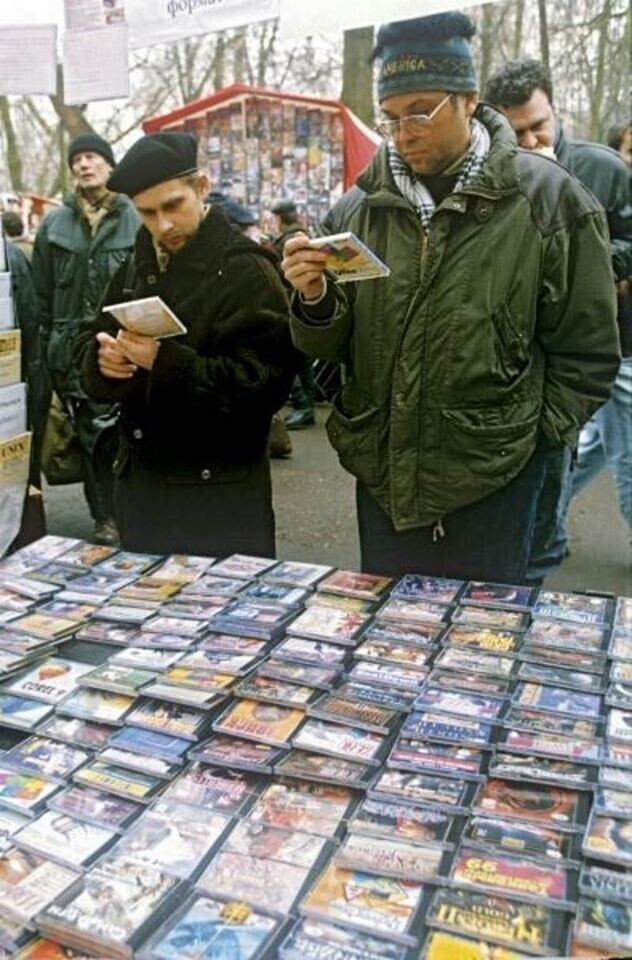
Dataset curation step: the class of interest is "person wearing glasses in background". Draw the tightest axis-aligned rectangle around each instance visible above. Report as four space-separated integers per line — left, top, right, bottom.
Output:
281 11 619 581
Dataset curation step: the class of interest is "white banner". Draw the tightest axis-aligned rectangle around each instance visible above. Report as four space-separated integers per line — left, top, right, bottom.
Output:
125 0 280 48
279 0 509 38
63 23 130 104
0 24 57 95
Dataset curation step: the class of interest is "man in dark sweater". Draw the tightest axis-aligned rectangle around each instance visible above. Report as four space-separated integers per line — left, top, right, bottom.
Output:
487 60 632 574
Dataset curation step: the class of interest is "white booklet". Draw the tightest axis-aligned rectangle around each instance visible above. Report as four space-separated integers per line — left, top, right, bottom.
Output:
309 232 390 282
103 296 187 339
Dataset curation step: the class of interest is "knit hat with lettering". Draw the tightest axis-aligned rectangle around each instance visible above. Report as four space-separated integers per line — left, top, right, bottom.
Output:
373 11 478 101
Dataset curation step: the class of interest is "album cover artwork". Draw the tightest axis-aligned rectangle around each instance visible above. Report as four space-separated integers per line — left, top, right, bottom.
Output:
139 892 280 960
300 863 424 944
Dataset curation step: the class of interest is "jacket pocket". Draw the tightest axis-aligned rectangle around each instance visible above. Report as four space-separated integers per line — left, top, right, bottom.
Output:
326 393 380 487
441 404 540 476
491 304 529 383
47 317 80 378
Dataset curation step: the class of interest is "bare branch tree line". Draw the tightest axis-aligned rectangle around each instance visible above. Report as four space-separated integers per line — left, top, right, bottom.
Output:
0 0 629 198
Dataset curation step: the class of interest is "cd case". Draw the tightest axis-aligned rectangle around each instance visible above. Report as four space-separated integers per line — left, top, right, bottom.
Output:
103 295 187 339
309 233 390 283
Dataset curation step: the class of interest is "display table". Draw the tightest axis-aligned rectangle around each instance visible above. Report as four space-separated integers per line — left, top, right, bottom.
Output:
0 535 629 959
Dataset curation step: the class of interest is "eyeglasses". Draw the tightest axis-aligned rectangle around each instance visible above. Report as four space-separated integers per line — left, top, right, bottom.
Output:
375 94 453 139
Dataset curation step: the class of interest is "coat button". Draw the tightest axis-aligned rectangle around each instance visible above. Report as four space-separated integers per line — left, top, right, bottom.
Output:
147 274 157 285
395 393 405 408
201 468 212 480
475 200 493 221
132 428 143 440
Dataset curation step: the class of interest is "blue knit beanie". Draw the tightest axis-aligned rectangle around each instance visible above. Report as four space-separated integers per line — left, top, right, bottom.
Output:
374 12 478 101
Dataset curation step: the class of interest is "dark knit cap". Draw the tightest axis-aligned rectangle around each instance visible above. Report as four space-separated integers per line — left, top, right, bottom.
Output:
107 132 198 198
68 133 115 169
374 11 478 101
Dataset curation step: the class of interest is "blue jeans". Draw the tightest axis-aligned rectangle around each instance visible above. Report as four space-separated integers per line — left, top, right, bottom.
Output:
528 357 632 583
570 356 632 527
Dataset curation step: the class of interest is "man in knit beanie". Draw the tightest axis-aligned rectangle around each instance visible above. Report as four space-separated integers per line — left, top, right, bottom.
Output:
281 11 619 582
32 133 139 546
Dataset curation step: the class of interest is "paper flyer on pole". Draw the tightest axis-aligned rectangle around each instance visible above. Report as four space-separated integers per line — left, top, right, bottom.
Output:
0 25 57 96
63 22 130 105
65 0 126 30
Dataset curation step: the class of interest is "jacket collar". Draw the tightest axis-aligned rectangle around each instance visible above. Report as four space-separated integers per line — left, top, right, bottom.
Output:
358 103 520 202
554 122 570 165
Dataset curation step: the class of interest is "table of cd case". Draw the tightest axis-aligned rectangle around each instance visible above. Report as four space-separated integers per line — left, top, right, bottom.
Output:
0 539 629 958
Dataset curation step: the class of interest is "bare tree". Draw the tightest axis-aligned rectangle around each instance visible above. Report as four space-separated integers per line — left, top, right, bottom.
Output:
537 0 551 73
0 97 24 191
341 27 375 127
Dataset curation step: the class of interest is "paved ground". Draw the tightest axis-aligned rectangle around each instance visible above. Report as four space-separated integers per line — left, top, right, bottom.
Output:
43 405 631 596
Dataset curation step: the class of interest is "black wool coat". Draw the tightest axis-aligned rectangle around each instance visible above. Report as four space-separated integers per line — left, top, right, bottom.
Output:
75 206 298 553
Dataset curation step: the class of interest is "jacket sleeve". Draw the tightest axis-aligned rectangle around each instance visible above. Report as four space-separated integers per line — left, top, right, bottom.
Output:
537 209 621 447
75 259 149 404
606 161 632 282
143 253 297 418
8 244 41 404
31 219 54 358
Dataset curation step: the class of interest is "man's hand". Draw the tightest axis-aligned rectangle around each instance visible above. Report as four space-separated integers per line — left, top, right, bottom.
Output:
96 332 137 379
116 330 161 371
282 232 328 301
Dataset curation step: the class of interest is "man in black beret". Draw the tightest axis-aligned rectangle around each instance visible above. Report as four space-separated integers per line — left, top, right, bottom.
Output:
74 132 297 556
281 11 620 581
32 131 139 546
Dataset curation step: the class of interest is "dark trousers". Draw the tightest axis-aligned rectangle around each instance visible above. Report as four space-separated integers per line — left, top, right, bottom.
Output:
290 354 316 410
114 452 276 558
357 441 549 582
70 398 117 524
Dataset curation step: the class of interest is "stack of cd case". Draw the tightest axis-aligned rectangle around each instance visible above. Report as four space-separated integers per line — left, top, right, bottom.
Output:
0 540 628 957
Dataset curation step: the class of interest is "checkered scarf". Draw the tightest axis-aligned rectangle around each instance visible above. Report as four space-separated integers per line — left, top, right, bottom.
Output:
388 118 491 233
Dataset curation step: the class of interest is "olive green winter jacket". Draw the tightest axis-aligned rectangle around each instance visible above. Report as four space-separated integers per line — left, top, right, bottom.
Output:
291 105 620 531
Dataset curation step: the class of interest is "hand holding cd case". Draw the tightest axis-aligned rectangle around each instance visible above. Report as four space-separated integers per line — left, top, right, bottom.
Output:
308 233 390 283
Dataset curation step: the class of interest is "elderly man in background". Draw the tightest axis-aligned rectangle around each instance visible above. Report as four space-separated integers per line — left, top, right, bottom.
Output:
32 133 139 546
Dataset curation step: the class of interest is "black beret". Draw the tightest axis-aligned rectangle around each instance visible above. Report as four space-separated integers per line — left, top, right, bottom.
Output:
68 133 115 169
107 132 199 197
272 199 297 217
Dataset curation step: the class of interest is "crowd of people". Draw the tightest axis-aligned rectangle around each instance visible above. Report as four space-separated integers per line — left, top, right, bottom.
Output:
3 9 630 583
